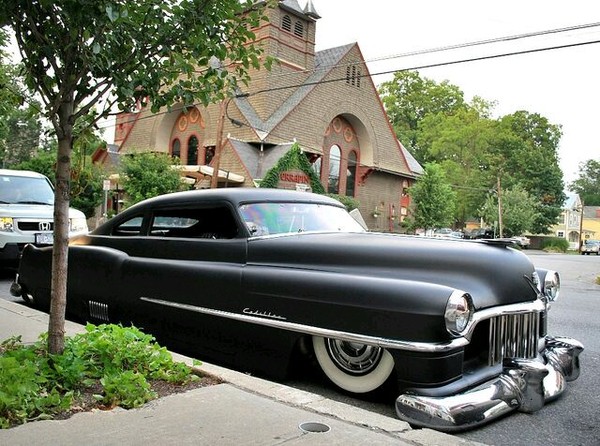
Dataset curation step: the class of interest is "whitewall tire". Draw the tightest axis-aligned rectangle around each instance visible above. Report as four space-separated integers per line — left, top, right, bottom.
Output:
312 336 395 394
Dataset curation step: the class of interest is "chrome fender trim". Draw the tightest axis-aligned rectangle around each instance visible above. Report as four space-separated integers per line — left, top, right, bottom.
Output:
395 336 584 432
139 297 544 354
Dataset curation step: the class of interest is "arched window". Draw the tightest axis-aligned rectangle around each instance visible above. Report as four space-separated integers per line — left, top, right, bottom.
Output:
171 139 181 160
188 136 199 165
346 151 357 197
312 156 322 179
282 15 291 32
294 21 303 37
328 145 341 194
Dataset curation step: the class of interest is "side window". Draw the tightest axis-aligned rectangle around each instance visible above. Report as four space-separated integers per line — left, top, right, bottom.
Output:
149 207 238 239
112 216 144 236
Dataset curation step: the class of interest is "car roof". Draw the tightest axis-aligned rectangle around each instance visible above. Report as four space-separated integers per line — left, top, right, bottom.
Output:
120 188 345 213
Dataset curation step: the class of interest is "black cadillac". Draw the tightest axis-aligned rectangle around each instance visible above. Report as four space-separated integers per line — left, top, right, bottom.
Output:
11 188 583 431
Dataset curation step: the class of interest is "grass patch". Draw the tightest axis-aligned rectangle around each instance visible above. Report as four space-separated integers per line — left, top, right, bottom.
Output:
0 324 209 429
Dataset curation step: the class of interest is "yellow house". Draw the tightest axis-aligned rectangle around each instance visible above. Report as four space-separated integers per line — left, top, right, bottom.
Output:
581 206 600 243
551 193 583 250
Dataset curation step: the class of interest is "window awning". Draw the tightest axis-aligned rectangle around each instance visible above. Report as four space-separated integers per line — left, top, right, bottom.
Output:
174 165 245 183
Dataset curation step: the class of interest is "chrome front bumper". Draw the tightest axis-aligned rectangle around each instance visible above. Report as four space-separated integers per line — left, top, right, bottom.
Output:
395 336 583 432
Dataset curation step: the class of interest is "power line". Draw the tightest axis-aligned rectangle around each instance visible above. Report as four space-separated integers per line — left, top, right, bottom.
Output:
6 25 600 151
248 38 600 97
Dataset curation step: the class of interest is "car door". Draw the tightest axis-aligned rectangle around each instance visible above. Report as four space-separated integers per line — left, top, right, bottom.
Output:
89 204 248 353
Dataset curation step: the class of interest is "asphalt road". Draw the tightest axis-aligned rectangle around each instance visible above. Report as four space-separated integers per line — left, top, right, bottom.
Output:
1 252 599 445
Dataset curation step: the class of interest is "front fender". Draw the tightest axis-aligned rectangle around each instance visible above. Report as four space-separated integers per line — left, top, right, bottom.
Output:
243 265 459 343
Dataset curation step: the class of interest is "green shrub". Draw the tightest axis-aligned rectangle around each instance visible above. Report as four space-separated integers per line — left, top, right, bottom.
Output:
0 325 198 428
540 237 569 253
326 194 360 211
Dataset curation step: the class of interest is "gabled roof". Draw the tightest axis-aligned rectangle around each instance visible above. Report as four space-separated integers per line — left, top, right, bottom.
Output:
398 141 423 176
564 192 581 210
234 43 355 140
228 138 294 178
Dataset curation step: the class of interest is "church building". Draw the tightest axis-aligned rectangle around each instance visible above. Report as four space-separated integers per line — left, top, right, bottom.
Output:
94 0 422 231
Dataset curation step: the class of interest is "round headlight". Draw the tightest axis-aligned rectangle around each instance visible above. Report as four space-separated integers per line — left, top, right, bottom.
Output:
543 270 560 302
445 291 474 336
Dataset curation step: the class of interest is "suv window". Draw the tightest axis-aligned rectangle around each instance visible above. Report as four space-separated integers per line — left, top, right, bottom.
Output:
0 174 54 205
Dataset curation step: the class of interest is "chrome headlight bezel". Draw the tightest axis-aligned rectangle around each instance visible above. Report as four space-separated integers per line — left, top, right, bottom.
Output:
445 290 474 337
543 270 560 302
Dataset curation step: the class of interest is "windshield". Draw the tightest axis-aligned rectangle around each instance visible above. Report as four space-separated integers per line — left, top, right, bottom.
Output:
238 202 365 236
0 174 54 205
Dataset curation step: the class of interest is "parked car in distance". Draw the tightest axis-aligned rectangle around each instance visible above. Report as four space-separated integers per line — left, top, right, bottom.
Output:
0 169 88 266
580 239 600 255
11 188 583 431
512 235 531 249
471 227 495 239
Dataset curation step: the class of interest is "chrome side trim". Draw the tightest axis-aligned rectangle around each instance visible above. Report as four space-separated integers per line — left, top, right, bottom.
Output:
139 296 544 354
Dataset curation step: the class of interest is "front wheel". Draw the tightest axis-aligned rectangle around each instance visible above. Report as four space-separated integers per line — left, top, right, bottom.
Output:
312 336 394 394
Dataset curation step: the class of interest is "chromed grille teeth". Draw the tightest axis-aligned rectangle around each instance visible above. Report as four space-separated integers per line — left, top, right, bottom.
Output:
89 301 109 322
489 312 540 366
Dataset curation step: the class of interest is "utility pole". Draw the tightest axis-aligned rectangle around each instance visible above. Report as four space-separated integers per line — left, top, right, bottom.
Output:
210 99 227 189
497 175 503 238
579 198 585 250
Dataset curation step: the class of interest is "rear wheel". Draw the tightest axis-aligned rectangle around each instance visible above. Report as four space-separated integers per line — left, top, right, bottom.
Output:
312 336 394 394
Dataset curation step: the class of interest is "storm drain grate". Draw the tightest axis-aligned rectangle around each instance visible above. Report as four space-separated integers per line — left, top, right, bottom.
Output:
299 422 331 433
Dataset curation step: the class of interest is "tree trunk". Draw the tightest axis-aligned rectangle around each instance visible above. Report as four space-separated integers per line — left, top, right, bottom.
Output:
47 101 74 355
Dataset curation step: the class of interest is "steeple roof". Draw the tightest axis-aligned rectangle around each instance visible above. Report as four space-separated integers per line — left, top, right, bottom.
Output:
279 0 319 21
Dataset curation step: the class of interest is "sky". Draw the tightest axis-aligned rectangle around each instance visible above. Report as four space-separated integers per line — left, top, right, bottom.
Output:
311 0 600 185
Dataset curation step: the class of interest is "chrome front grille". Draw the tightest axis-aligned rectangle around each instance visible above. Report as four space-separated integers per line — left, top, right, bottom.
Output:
488 312 540 366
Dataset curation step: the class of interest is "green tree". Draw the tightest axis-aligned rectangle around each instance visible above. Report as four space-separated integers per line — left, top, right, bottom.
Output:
481 185 540 237
15 114 108 218
379 71 467 163
407 163 456 232
1 0 267 354
121 152 187 207
417 104 497 227
493 112 565 233
0 29 44 167
569 159 600 206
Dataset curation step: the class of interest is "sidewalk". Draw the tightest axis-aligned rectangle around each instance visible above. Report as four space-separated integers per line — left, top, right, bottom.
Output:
0 299 483 445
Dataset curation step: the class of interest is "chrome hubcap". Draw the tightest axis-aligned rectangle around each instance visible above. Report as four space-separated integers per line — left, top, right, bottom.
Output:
325 339 383 375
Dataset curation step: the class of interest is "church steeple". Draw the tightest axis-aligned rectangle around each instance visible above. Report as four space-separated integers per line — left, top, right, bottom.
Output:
304 0 321 19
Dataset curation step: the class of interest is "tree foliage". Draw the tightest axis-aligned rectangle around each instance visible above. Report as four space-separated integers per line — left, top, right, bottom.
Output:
0 30 43 168
14 120 107 218
480 185 540 237
380 70 565 234
407 163 456 231
490 112 565 233
1 0 268 354
569 159 600 206
121 152 187 207
379 70 467 163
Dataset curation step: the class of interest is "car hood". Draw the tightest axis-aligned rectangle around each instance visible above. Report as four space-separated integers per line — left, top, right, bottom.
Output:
247 232 539 311
0 203 86 219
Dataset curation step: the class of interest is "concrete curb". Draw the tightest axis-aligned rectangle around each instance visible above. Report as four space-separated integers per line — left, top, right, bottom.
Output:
0 299 484 445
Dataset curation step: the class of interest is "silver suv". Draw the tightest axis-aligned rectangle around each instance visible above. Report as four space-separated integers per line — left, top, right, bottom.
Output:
0 169 88 265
